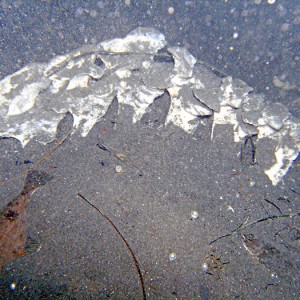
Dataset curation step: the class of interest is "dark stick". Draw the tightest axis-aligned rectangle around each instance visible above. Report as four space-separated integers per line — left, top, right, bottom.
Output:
263 198 282 214
209 212 299 245
77 193 146 300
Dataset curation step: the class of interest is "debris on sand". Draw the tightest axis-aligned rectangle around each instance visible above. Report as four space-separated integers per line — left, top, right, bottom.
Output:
0 28 299 185
0 170 52 270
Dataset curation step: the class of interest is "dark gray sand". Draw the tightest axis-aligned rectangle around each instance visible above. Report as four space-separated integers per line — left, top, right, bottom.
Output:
0 1 299 299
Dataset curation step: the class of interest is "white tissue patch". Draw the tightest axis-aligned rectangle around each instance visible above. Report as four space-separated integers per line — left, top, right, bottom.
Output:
0 27 299 185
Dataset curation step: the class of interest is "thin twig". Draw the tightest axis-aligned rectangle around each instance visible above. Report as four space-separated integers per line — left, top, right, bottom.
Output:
263 198 282 214
209 217 248 245
0 129 72 187
77 193 146 300
241 213 299 230
209 212 299 245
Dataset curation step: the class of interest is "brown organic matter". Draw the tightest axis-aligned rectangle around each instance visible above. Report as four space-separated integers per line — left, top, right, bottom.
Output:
0 170 52 270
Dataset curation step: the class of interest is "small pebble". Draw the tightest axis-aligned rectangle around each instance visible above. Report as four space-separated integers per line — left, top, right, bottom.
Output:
115 165 124 173
271 272 278 279
75 7 84 17
89 10 97 18
191 211 199 220
168 7 174 15
202 262 209 272
249 180 256 187
169 252 176 261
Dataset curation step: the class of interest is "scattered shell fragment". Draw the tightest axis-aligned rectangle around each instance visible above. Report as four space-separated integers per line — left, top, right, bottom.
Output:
262 103 289 131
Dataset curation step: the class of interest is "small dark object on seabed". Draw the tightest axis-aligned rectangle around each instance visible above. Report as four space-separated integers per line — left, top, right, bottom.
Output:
0 170 52 270
240 135 257 165
15 159 34 166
